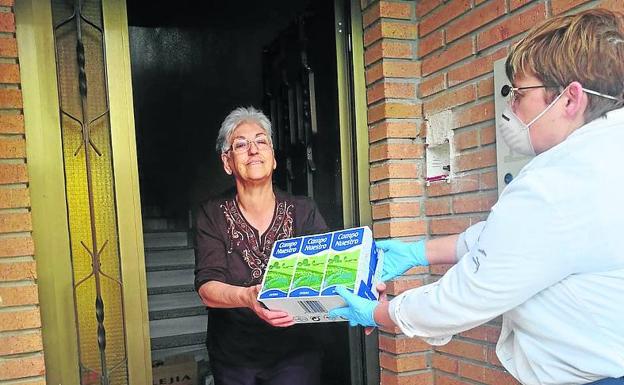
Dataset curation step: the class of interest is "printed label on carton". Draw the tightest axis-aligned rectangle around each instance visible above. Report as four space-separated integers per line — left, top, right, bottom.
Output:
289 234 331 297
259 238 301 299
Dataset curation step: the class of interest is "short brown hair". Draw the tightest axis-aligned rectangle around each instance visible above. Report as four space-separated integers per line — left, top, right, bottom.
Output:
506 8 624 123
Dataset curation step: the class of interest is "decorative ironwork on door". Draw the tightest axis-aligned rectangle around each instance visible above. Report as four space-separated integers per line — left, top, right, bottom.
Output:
51 0 128 384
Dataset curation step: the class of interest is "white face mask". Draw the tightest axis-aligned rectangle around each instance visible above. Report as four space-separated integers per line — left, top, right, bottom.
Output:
499 91 564 156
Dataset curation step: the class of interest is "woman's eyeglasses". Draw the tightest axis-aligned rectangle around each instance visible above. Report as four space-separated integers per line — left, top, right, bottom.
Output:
228 135 272 153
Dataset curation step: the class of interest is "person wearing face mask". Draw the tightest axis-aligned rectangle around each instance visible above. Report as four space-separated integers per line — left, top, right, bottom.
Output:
329 8 624 385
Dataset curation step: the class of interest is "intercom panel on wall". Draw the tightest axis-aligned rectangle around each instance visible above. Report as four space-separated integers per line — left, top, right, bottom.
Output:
493 58 534 196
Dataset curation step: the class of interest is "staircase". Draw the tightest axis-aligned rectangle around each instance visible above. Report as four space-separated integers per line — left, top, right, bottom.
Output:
143 208 209 366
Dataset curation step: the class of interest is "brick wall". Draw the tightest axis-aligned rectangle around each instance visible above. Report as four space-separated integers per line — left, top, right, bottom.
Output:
0 1 46 384
362 1 624 385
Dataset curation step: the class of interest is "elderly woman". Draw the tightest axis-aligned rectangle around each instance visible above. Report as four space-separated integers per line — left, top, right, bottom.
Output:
194 107 327 385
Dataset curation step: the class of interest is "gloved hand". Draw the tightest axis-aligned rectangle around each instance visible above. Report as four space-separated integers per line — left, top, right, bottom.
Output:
328 286 378 327
376 239 428 281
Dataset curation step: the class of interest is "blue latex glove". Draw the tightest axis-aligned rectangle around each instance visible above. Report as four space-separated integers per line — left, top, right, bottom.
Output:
328 286 378 327
376 239 428 281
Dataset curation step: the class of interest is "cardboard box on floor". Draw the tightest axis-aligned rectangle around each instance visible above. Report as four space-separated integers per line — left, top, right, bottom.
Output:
152 354 197 385
258 226 383 323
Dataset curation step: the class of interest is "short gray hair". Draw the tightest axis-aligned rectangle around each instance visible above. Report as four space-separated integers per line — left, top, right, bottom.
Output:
216 106 273 153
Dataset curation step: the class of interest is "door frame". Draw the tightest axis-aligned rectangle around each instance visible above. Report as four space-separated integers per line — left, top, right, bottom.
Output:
15 0 152 383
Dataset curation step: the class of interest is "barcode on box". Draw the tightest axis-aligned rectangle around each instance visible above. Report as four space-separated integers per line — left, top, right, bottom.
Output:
298 300 327 314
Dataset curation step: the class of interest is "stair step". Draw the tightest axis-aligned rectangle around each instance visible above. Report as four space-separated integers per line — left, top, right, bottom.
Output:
150 315 206 339
145 248 195 271
147 269 194 290
151 344 208 363
143 218 169 231
151 332 206 350
148 292 206 320
144 231 189 249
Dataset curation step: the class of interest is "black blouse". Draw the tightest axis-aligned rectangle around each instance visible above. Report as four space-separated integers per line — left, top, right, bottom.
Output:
194 188 328 367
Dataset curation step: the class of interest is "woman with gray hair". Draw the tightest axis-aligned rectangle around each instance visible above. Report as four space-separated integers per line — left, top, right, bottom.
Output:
194 106 327 385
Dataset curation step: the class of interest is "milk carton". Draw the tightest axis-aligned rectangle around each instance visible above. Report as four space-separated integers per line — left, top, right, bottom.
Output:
258 226 383 323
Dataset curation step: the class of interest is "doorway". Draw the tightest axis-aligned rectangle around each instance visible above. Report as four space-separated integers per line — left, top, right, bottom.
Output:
126 1 368 384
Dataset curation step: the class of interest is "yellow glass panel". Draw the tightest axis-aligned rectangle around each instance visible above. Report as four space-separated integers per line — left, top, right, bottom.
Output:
51 0 128 383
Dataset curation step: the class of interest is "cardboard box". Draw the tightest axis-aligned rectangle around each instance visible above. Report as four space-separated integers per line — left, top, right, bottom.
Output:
152 354 197 385
258 226 383 323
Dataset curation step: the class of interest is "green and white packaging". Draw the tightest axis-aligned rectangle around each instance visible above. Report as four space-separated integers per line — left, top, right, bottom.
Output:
257 226 383 323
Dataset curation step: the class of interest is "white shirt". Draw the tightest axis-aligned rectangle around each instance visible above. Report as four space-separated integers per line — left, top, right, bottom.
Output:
389 107 624 385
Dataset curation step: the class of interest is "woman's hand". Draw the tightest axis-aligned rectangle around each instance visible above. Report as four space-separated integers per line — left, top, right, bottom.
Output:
365 282 387 335
246 285 295 327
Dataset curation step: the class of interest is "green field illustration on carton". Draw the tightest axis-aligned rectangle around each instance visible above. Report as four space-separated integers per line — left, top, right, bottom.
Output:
262 258 297 292
322 250 360 290
290 253 328 292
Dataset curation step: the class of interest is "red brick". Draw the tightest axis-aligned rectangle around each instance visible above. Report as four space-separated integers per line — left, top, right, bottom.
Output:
419 0 471 37
446 0 505 43
370 142 424 162
477 77 495 98
456 146 496 172
373 219 427 237
370 181 424 200
435 372 464 385
0 12 15 33
368 102 422 124
453 130 478 151
367 81 416 104
452 101 495 129
364 22 383 47
419 30 444 57
600 0 624 12
386 276 424 295
483 366 521 385
0 212 32 233
383 61 421 78
423 85 475 116
365 41 413 66
480 170 498 190
372 201 420 219
0 37 18 58
0 309 41 332
0 89 22 109
425 198 451 216
432 354 458 373
0 285 39 306
380 370 433 385
448 48 507 87
366 62 385 85
551 0 593 15
477 4 547 51
459 324 500 343
0 331 43 355
0 187 30 208
427 175 479 197
0 355 45 380
0 63 19 84
480 125 496 145
379 334 431 354
435 339 487 362
365 21 418 47
370 121 420 143
430 264 453 275
419 74 445 98
430 217 477 235
379 352 428 372
363 1 413 28
370 162 420 181
487 346 503 366
416 0 442 18
0 137 26 158
453 193 497 214
510 0 533 11
0 114 24 133
422 37 473 76
0 237 35 258
0 261 37 281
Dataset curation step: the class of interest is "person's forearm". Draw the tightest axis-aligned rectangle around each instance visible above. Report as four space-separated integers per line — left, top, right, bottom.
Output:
198 281 252 308
425 234 460 265
373 301 395 328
